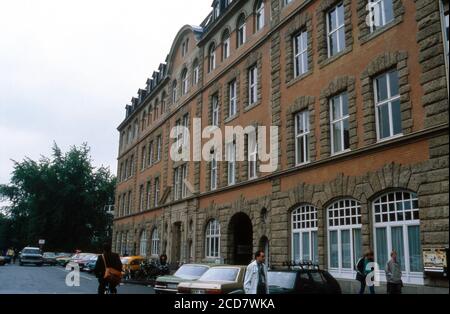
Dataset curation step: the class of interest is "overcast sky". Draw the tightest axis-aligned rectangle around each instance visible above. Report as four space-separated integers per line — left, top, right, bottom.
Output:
0 0 212 191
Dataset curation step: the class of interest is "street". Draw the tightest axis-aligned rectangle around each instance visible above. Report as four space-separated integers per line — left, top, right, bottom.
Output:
0 263 155 294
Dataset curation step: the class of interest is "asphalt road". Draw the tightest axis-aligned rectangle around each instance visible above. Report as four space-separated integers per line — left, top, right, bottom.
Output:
0 263 155 294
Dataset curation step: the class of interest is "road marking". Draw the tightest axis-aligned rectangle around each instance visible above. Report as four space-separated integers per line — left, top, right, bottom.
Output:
55 267 93 281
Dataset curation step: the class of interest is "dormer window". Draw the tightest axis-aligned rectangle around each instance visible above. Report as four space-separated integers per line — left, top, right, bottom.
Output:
214 2 220 19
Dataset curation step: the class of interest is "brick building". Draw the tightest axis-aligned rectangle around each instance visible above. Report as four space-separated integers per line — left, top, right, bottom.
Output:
113 0 449 293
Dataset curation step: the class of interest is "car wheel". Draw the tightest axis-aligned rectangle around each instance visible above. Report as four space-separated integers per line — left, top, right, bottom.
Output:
19 262 23 266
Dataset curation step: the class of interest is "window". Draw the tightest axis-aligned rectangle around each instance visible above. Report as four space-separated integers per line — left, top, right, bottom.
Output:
205 220 221 258
173 167 181 201
181 69 188 95
227 141 236 185
330 92 350 154
373 191 423 280
151 228 160 256
210 152 218 190
141 146 146 170
284 0 293 5
182 113 189 147
141 111 147 131
139 185 144 212
130 155 135 176
248 65 258 105
147 141 154 166
127 191 132 215
146 181 151 210
255 0 265 32
154 178 160 207
214 1 220 19
292 205 319 263
193 60 200 85
222 30 230 60
369 0 394 32
440 0 449 84
237 14 246 47
248 131 257 179
181 164 188 198
328 199 362 274
119 163 124 182
212 95 220 127
172 81 178 103
133 120 139 139
156 136 162 162
154 100 159 121
181 38 189 57
116 233 121 254
229 80 237 117
294 111 310 165
209 43 216 72
327 3 345 57
140 230 147 256
161 92 167 115
293 31 309 77
374 70 401 140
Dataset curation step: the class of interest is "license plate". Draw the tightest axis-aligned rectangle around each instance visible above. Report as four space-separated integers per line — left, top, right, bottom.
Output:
192 289 205 294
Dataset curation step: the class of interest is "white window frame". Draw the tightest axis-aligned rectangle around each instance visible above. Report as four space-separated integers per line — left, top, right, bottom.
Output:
156 136 162 161
327 199 362 280
238 18 246 47
256 0 265 31
209 45 216 72
229 80 237 117
227 141 236 185
172 81 177 103
210 153 218 190
182 113 189 147
374 70 402 142
223 35 230 60
151 228 160 256
154 178 160 207
182 69 189 95
330 92 350 155
293 31 309 78
440 0 449 90
181 164 188 198
326 3 346 57
205 220 221 258
248 65 258 105
369 0 395 33
141 146 146 170
372 191 423 285
148 142 154 166
248 132 258 179
291 205 319 263
294 111 310 166
212 95 220 127
173 167 180 201
146 181 151 210
140 230 147 256
193 63 200 85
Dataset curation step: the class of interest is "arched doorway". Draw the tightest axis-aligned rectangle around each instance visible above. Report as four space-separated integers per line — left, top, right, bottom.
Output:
228 213 253 265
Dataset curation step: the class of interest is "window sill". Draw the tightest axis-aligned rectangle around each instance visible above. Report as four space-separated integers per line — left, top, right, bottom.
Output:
224 114 239 124
360 17 403 46
331 149 352 157
244 101 261 113
319 46 353 70
286 70 313 88
377 133 404 143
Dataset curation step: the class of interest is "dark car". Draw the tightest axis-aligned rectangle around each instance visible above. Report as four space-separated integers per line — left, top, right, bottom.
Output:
19 247 43 266
267 263 341 294
0 256 6 266
42 252 57 266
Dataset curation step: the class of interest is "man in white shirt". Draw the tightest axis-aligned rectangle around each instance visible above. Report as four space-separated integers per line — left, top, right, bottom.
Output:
244 250 269 294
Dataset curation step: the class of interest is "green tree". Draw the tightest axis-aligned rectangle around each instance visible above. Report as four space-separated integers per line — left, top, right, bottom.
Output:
0 143 116 252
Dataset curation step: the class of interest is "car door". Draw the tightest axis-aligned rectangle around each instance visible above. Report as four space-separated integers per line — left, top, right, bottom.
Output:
296 271 315 294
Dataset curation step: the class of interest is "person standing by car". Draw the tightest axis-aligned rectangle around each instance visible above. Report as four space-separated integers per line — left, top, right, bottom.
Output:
356 249 376 294
6 248 14 264
385 250 403 294
244 250 269 295
94 243 122 294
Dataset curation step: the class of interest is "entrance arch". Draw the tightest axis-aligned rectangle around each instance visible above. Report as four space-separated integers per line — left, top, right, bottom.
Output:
228 213 253 265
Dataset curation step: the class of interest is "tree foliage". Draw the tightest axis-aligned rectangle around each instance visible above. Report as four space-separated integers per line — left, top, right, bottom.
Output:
0 143 116 252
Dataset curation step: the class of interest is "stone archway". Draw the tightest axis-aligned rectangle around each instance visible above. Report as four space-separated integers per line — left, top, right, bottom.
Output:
228 212 253 265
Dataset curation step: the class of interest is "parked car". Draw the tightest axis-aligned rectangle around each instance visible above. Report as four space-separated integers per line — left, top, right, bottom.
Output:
177 265 247 294
121 256 146 279
155 264 211 294
42 252 57 266
19 247 43 266
69 253 96 269
81 255 98 272
56 254 73 267
0 256 5 266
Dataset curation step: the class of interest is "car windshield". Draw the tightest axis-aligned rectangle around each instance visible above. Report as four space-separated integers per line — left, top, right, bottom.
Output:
43 253 55 258
22 249 41 255
174 265 209 279
310 271 325 284
268 272 297 290
199 268 239 282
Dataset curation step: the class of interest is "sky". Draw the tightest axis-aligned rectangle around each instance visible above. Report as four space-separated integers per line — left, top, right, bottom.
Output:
0 0 212 195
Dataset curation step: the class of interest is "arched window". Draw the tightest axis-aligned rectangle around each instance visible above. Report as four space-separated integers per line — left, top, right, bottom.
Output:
205 219 221 258
154 99 159 121
237 14 246 47
328 199 362 276
255 0 265 32
192 59 200 85
208 43 216 72
292 204 318 263
172 80 177 104
151 228 160 256
222 29 231 60
161 92 167 114
139 230 147 257
181 68 188 95
141 110 147 131
373 191 422 282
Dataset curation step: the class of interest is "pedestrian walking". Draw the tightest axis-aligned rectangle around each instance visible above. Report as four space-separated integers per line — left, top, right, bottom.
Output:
244 250 269 295
94 242 123 294
355 249 376 294
385 250 403 294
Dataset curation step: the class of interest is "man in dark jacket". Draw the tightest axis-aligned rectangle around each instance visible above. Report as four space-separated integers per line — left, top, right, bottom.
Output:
356 249 376 294
94 242 123 294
